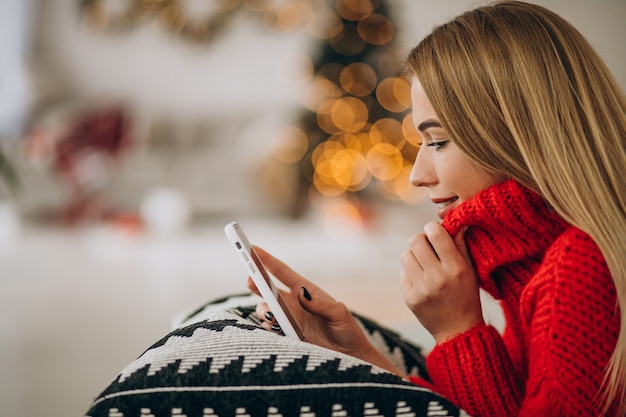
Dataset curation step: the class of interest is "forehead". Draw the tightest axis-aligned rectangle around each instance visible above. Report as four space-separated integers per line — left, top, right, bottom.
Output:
410 76 439 126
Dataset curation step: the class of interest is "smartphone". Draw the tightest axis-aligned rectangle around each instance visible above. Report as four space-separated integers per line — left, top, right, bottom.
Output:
224 221 305 340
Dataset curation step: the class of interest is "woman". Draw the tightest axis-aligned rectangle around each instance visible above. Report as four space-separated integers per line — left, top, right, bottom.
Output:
253 1 626 416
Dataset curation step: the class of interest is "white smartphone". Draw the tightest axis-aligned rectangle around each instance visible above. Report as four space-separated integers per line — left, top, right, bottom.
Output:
224 221 305 341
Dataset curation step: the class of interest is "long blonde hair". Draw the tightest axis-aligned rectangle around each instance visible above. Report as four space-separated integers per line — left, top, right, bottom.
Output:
406 1 626 414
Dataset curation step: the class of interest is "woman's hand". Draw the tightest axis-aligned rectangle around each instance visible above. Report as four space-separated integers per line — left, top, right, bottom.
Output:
400 221 484 344
248 246 406 377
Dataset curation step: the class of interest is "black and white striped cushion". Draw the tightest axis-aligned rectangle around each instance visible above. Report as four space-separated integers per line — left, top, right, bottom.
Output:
84 294 468 417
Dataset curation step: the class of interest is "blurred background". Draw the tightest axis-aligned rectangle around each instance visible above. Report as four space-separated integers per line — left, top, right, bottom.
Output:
0 0 624 416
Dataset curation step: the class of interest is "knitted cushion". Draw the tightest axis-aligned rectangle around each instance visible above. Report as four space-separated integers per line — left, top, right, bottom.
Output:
84 293 468 417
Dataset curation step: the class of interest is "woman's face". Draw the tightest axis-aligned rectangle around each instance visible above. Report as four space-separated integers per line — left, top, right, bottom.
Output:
410 77 504 219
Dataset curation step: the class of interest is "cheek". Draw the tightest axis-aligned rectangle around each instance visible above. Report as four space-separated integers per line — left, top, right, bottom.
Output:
446 158 498 200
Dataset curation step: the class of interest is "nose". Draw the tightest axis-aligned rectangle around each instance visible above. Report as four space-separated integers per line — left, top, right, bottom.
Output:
409 146 436 187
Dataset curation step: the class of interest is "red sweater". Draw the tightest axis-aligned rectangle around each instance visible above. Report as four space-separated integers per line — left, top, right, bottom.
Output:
413 180 620 416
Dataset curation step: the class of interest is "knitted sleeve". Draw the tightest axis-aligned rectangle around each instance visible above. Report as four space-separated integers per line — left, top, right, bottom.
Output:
425 323 524 416
518 228 618 416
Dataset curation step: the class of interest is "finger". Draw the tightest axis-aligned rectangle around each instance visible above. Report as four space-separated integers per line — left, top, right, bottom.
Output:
255 246 343 323
400 267 427 310
253 246 311 289
297 286 349 324
255 302 270 320
255 302 279 326
255 246 337 302
408 232 440 269
400 249 427 302
425 222 473 270
400 248 423 285
399 267 414 294
255 303 273 332
454 226 468 249
422 221 459 262
401 242 423 271
247 277 261 297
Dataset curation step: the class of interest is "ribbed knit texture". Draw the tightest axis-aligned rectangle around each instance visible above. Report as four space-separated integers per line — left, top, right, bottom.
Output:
414 180 620 416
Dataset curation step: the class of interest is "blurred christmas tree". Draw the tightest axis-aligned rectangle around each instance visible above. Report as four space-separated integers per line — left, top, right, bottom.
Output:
268 0 423 216
78 0 425 218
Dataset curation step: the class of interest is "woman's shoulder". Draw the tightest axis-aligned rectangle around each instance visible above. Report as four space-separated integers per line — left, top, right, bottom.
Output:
520 228 620 416
544 226 607 271
520 225 618 355
524 225 614 304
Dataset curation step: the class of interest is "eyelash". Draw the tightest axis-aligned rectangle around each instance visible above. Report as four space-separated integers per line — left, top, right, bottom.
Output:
426 140 448 151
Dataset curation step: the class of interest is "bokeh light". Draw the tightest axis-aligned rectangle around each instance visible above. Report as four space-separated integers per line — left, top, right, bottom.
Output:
320 197 365 239
271 126 309 163
335 0 374 21
329 23 366 56
330 97 369 132
376 77 411 112
80 0 428 214
262 1 316 33
394 164 429 204
339 63 377 97
357 14 394 45
309 7 343 40
302 75 342 112
402 113 421 147
370 118 403 146
278 0 425 209
367 142 403 180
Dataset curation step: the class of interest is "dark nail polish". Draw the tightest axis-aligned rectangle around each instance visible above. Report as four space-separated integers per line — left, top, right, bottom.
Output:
271 324 281 332
302 286 312 301
265 311 274 321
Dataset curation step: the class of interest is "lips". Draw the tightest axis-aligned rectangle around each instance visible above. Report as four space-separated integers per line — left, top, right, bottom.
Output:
432 196 459 219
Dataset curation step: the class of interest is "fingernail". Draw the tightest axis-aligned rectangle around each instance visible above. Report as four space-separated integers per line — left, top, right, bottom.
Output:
265 311 274 321
302 286 312 301
271 324 281 332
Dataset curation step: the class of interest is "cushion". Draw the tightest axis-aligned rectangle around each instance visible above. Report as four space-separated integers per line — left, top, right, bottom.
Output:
84 293 468 417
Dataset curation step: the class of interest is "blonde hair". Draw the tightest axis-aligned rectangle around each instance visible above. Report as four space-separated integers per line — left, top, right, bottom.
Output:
406 1 626 414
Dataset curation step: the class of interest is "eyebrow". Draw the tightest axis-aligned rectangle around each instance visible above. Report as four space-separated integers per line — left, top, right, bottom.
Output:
417 119 443 132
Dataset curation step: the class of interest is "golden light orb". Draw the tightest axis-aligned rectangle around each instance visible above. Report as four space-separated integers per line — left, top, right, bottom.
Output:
271 126 309 163
329 97 369 132
376 77 411 113
335 0 373 21
357 13 393 45
339 63 378 97
366 142 403 180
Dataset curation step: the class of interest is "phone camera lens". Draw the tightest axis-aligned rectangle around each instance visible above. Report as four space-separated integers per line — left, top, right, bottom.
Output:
236 242 242 249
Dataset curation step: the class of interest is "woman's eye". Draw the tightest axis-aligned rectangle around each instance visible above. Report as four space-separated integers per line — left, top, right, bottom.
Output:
426 140 448 151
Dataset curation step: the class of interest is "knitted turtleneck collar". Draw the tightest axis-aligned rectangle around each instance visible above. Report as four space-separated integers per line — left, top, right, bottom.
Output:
441 180 569 297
